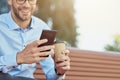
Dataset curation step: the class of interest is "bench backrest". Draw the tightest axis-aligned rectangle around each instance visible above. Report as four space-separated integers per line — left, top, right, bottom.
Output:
34 48 120 80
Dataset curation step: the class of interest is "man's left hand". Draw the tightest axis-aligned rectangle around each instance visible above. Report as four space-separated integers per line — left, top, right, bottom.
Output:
55 50 70 75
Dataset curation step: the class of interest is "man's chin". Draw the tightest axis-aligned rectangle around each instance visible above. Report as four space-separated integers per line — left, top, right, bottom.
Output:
20 16 31 21
20 13 31 21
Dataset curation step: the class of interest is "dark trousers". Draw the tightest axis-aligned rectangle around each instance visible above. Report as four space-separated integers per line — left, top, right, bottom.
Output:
0 72 35 80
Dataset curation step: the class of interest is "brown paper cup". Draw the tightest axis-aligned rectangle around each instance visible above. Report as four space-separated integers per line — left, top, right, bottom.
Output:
54 41 66 62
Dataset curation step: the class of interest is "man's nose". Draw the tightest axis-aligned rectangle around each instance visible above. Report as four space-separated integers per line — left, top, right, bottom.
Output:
23 0 31 6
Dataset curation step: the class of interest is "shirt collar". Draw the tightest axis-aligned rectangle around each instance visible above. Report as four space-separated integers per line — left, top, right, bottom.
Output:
7 12 20 30
30 16 36 29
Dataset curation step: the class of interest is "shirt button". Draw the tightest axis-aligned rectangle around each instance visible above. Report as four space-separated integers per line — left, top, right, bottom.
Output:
23 44 26 47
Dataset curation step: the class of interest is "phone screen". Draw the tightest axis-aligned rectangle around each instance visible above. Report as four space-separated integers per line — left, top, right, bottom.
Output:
38 30 57 47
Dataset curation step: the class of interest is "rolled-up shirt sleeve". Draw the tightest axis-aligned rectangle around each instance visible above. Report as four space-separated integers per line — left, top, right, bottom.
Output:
0 52 18 73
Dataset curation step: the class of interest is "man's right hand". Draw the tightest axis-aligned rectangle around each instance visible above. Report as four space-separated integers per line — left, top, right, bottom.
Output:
16 39 55 64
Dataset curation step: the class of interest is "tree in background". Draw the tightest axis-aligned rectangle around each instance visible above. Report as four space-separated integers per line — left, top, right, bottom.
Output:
0 0 9 14
104 34 120 52
0 0 78 47
35 0 78 47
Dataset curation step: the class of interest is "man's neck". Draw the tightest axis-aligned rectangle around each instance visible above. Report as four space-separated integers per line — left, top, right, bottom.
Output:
16 19 31 29
11 13 31 29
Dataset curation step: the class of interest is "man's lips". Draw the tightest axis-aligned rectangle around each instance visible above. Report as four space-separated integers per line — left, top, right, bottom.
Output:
21 10 30 13
20 10 31 16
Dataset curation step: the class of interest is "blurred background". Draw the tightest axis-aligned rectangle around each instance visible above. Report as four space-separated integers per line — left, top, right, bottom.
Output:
1 0 120 52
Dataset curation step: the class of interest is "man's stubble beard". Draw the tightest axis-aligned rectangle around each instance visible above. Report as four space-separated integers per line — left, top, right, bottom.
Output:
12 5 32 21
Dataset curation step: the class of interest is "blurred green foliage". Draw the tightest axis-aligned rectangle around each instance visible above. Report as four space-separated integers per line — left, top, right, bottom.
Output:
104 34 120 52
0 0 78 47
0 0 9 14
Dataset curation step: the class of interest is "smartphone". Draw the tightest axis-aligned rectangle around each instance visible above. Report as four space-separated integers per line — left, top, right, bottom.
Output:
38 30 57 47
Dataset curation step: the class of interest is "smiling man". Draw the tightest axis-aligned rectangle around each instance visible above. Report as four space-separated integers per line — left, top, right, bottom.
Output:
0 0 70 80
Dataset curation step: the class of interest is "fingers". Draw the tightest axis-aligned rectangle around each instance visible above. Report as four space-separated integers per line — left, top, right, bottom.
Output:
62 49 70 56
33 51 54 62
56 56 70 65
29 39 48 47
18 39 55 64
25 39 54 55
55 51 70 63
56 56 70 68
34 56 47 62
56 60 70 67
29 45 54 54
55 56 70 73
38 45 55 52
29 46 54 62
33 51 52 57
62 65 70 71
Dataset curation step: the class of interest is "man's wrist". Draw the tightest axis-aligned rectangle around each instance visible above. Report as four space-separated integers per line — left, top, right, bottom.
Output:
56 71 65 76
57 74 66 80
16 52 23 65
55 68 64 75
55 68 65 80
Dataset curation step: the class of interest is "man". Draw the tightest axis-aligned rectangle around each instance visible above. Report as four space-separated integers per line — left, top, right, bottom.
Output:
0 0 70 80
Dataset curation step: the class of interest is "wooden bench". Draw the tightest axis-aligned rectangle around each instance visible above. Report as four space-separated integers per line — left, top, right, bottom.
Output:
34 48 120 80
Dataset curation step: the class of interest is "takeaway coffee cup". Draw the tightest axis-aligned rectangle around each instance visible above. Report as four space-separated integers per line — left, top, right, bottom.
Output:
54 41 66 62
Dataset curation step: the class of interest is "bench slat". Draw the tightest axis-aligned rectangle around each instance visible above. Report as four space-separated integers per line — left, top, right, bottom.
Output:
34 48 120 80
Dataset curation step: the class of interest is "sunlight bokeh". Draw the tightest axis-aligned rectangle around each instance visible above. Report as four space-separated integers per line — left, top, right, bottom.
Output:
75 0 120 51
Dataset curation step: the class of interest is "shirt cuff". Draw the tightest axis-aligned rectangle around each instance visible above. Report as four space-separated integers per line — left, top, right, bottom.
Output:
57 74 66 80
1 53 18 73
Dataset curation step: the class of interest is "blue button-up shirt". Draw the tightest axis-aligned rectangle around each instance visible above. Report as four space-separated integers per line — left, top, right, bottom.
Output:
0 12 57 80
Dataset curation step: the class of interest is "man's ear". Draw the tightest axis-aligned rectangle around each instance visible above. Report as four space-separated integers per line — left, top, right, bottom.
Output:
7 0 12 5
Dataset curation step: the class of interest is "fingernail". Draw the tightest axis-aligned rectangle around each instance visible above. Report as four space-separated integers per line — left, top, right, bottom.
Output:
44 39 48 42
